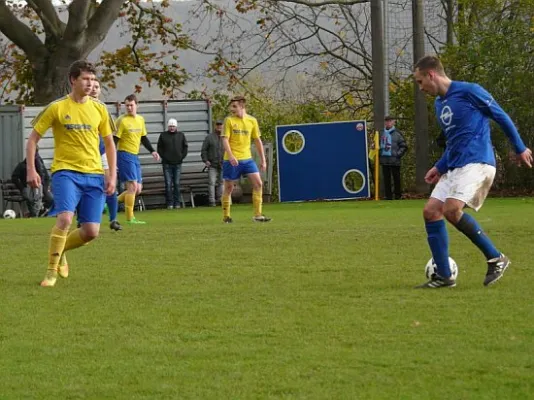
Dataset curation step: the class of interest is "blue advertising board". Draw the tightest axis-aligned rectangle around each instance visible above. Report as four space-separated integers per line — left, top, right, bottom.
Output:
276 121 369 202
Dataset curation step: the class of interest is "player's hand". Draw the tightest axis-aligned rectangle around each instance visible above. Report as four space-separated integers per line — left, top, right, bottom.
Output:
152 152 161 162
105 175 116 196
517 148 533 168
205 161 211 167
424 167 441 184
26 169 41 188
229 156 238 167
259 160 266 172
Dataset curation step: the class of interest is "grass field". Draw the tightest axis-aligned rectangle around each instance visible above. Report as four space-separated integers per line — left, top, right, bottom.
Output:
1 198 533 399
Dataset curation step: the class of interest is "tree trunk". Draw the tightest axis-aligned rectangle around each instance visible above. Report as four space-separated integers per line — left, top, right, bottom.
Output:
32 43 89 104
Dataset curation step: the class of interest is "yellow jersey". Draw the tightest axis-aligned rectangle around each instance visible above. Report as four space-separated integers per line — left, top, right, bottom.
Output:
223 114 260 160
115 114 147 155
31 95 115 174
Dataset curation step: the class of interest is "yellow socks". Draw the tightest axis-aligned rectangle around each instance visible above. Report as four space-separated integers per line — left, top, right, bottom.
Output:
117 191 127 203
42 226 68 287
253 188 263 217
125 193 135 221
222 194 232 218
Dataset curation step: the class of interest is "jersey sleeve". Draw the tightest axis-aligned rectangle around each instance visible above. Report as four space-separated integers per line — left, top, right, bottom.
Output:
114 116 124 138
251 117 260 140
467 84 526 154
222 118 232 139
99 106 115 138
141 116 147 137
31 103 57 136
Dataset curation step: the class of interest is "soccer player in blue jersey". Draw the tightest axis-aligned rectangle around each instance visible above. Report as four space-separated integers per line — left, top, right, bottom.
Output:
413 55 533 288
26 60 117 287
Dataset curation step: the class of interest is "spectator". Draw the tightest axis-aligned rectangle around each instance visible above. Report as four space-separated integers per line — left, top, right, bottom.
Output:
11 147 53 217
379 116 408 200
157 118 188 209
201 120 224 206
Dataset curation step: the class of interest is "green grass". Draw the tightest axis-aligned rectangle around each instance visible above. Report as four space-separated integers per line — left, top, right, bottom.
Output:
1 198 533 399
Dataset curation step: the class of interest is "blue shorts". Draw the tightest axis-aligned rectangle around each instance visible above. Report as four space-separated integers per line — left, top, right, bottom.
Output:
118 151 142 183
49 170 105 224
223 159 259 181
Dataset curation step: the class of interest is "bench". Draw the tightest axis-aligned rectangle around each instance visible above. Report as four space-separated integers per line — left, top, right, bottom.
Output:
0 179 25 218
137 168 209 210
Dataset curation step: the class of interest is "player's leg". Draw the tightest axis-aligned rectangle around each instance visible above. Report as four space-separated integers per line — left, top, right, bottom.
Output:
222 160 240 222
59 174 105 280
243 159 270 222
104 169 121 230
416 174 455 288
41 171 81 287
443 164 507 286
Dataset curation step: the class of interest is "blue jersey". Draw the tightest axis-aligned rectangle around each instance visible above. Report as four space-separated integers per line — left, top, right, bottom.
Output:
434 81 526 174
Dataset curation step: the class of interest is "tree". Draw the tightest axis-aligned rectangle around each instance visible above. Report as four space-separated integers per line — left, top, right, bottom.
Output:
0 0 193 104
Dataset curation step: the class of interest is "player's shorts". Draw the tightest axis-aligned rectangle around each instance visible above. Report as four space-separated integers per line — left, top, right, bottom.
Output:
49 170 105 223
431 163 496 211
118 151 142 183
222 159 259 181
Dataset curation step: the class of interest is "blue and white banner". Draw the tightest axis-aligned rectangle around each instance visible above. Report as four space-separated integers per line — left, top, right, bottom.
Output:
276 121 369 202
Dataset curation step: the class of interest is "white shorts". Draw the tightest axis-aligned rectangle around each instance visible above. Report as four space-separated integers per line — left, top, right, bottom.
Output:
101 153 109 170
431 163 496 211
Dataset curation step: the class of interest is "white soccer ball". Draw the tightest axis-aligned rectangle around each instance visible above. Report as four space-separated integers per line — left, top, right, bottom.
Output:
425 257 458 280
3 209 16 219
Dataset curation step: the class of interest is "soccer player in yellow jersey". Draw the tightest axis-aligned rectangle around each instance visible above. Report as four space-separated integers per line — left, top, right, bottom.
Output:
26 60 117 287
221 96 271 223
115 94 160 224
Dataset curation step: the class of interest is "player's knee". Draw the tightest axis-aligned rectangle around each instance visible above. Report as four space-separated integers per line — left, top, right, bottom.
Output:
443 206 462 224
423 204 442 222
81 226 99 242
56 213 73 230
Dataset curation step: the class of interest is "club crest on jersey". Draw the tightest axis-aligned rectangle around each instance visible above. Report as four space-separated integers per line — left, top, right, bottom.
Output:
440 106 453 126
64 115 71 120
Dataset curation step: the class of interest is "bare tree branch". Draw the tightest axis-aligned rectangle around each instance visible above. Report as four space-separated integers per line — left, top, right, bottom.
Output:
26 0 65 37
273 0 369 6
85 0 124 51
0 0 47 61
64 0 95 38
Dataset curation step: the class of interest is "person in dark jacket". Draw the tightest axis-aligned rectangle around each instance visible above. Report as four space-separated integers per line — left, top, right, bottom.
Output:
379 116 408 200
201 120 224 206
11 148 54 217
157 118 188 209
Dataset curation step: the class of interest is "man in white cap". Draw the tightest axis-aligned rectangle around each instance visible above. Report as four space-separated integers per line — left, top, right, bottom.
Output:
157 118 188 209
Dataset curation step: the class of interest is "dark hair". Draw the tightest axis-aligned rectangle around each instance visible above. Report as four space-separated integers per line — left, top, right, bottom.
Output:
68 60 97 82
124 94 138 104
229 95 246 106
414 55 445 75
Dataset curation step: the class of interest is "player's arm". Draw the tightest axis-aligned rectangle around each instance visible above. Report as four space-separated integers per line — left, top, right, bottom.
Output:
468 84 528 154
26 131 42 188
254 138 266 172
141 136 160 161
102 134 117 195
222 118 238 166
251 118 266 171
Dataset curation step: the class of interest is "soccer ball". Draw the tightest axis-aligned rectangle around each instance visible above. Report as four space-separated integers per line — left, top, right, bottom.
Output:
3 209 16 219
425 257 458 280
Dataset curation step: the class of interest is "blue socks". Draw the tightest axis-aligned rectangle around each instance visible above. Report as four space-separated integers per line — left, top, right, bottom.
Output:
453 213 500 260
425 219 452 278
106 193 118 222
